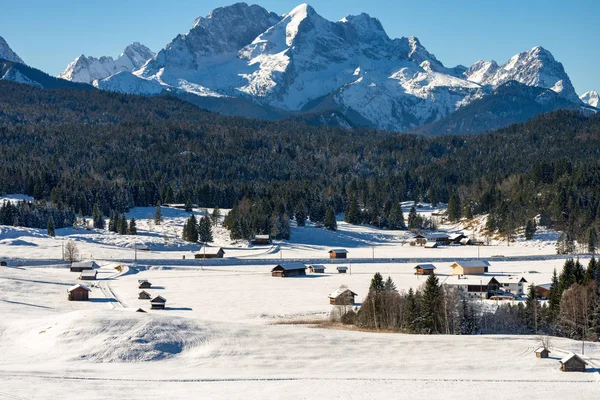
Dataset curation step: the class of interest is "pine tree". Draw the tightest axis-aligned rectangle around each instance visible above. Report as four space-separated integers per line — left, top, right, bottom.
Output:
295 201 307 227
525 220 537 240
118 214 127 235
525 284 540 333
406 288 419 333
573 258 585 284
559 258 576 291
92 203 105 229
383 276 397 292
324 206 337 231
211 207 221 226
108 211 117 232
588 226 597 254
407 205 418 230
47 216 55 237
369 272 385 293
421 273 443 333
154 201 162 225
184 199 193 212
128 217 137 235
345 196 360 224
198 215 213 243
183 215 198 243
548 268 561 322
388 203 406 230
448 193 461 222
459 297 477 334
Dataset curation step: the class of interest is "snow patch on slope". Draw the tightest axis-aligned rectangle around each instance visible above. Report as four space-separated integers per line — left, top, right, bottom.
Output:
580 90 599 108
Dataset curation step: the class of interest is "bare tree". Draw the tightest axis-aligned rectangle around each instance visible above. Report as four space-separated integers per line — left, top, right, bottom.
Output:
64 240 79 263
537 335 552 351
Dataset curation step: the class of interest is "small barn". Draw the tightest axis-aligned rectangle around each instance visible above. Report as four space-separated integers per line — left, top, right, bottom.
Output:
138 280 152 289
450 260 490 275
328 288 357 305
535 284 551 299
0 261 6 266
308 265 326 273
138 290 152 300
195 247 225 259
535 347 550 359
560 353 587 372
67 283 91 301
79 270 97 281
271 263 307 277
250 235 271 245
412 234 427 246
424 241 438 249
329 249 348 259
150 295 167 310
70 261 99 272
414 264 436 275
337 266 348 274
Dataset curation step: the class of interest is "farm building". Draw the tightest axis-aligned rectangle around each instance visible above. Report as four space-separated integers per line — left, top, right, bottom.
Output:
426 233 450 245
448 233 466 244
424 241 438 249
560 353 587 372
535 284 551 299
250 235 271 245
460 238 472 246
495 276 527 296
150 296 167 310
308 265 326 273
70 261 99 272
328 288 358 305
450 260 490 275
138 290 152 300
271 263 307 277
138 280 152 289
412 234 427 246
414 264 436 275
79 270 97 281
0 261 6 266
329 249 348 259
195 247 225 259
443 276 500 299
535 348 550 358
67 283 91 301
337 266 348 274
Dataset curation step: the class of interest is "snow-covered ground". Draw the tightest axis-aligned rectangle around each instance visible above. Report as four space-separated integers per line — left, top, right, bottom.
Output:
1 202 599 399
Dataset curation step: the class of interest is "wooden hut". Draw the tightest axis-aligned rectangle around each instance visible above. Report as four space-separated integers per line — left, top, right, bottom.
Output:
329 249 348 259
70 261 99 272
271 263 307 277
195 247 225 259
79 270 97 280
336 266 348 274
535 284 551 299
560 353 587 372
250 235 271 245
424 241 438 249
308 265 326 273
0 261 7 266
138 290 152 300
328 288 358 305
150 295 167 310
138 280 152 289
450 260 490 275
67 283 91 301
414 264 436 275
535 347 550 358
412 234 427 246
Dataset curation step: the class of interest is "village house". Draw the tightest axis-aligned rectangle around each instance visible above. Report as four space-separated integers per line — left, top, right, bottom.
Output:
412 234 427 246
250 235 271 245
414 264 436 275
495 276 527 297
443 276 500 299
195 246 225 259
535 284 551 299
67 283 91 301
308 265 326 273
79 270 97 281
328 288 357 305
138 290 152 300
460 238 472 246
329 249 348 259
535 347 550 358
560 353 587 372
271 263 307 277
337 266 348 274
448 233 466 244
450 260 490 275
70 261 99 272
138 280 152 289
150 295 167 310
426 233 450 245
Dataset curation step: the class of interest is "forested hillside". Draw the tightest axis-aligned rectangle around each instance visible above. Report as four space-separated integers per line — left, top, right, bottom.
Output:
1 80 600 242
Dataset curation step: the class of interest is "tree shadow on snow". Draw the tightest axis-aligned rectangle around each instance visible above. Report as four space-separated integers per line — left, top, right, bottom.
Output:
89 298 118 303
165 307 193 311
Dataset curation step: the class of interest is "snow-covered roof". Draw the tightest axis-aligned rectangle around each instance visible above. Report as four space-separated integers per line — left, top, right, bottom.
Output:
560 353 586 365
460 238 471 244
448 233 465 240
444 276 498 287
452 260 490 269
415 264 436 270
495 275 527 284
150 295 166 303
273 263 307 271
80 270 97 277
254 235 270 240
71 261 99 269
199 246 224 255
67 283 91 292
426 233 449 239
138 279 150 284
336 266 348 270
535 347 550 353
310 264 326 269
329 288 357 298
424 242 438 248
329 249 348 254
139 290 151 295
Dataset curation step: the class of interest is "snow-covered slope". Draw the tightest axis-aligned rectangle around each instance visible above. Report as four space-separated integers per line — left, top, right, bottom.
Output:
580 90 599 108
0 35 24 64
59 42 154 84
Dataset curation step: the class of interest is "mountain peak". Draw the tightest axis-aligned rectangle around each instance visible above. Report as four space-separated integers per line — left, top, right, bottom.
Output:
0 36 25 64
580 90 599 108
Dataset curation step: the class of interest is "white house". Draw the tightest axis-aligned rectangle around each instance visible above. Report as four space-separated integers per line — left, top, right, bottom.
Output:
495 276 528 296
443 276 500 299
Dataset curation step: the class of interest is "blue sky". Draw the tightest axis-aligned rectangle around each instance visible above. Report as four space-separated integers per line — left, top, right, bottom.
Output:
1 0 597 94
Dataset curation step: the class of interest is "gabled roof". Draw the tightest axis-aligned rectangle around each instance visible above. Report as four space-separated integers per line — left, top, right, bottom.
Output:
138 290 151 295
444 276 499 287
138 279 150 284
495 275 527 284
199 246 224 255
71 261 99 269
150 295 166 303
68 283 91 292
452 260 490 269
424 242 438 248
329 288 357 298
336 266 348 270
426 233 449 239
329 249 348 254
560 353 587 365
415 264 436 270
309 264 326 269
535 347 550 353
80 270 97 276
448 233 465 240
272 263 307 271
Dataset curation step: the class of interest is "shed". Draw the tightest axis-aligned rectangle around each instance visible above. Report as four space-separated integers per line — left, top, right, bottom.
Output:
67 283 91 301
329 249 348 259
450 260 490 275
138 290 152 300
414 264 436 275
535 284 551 299
535 347 550 358
250 235 271 245
150 295 167 310
195 247 225 259
308 265 326 273
424 241 438 249
70 261 99 272
336 266 348 274
271 263 307 277
328 288 358 305
79 270 98 281
0 261 6 266
138 280 152 289
560 353 587 372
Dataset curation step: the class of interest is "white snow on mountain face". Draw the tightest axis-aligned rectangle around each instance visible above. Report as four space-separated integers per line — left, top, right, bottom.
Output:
580 90 599 108
0 36 24 64
86 3 582 131
59 42 154 84
1 66 42 87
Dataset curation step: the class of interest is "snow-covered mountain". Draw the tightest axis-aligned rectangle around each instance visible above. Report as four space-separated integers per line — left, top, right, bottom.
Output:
0 36 24 64
58 42 154 84
63 3 583 132
580 90 599 108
